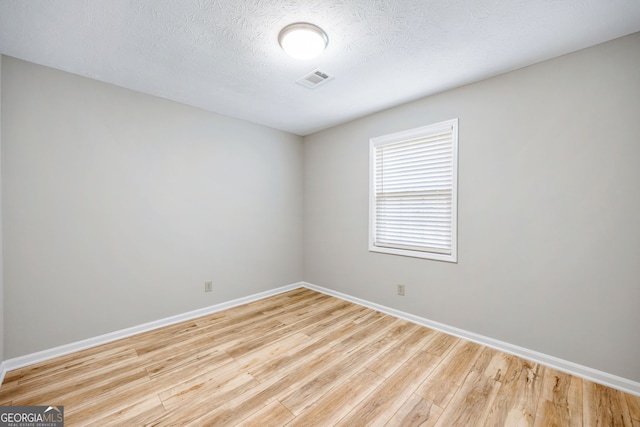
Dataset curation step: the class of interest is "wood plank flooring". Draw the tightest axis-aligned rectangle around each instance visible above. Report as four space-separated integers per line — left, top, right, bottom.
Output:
1 288 638 426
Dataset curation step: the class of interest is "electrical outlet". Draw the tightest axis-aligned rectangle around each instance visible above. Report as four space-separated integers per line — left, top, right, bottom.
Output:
397 284 405 296
205 281 213 292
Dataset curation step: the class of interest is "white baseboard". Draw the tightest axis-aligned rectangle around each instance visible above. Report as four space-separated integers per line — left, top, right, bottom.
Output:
2 280 639 398
301 282 640 397
0 362 6 387
0 282 303 384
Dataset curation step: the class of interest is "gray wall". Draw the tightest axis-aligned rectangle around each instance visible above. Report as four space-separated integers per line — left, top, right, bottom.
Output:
0 54 3 363
2 57 304 358
304 33 640 382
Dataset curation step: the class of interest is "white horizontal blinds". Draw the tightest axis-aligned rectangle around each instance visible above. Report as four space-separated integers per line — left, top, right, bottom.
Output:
374 128 454 254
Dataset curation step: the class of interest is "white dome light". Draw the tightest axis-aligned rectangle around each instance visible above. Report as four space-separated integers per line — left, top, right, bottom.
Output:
278 23 328 60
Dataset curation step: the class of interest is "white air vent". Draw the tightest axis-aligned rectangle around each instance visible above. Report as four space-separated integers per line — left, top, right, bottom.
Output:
296 69 334 89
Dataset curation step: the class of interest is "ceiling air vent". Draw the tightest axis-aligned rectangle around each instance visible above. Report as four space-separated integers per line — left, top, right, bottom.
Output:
296 69 334 89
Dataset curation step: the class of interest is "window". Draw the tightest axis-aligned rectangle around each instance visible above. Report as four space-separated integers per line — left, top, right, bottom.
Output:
369 119 458 262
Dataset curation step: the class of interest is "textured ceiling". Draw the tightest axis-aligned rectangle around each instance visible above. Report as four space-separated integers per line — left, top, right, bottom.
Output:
1 0 640 135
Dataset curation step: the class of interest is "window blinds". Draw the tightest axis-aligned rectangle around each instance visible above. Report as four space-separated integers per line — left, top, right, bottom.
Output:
370 119 457 261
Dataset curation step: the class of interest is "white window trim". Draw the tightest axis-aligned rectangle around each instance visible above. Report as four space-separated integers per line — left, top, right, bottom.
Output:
369 119 458 262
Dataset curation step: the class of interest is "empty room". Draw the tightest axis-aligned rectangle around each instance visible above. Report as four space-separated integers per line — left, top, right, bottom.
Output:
0 0 639 425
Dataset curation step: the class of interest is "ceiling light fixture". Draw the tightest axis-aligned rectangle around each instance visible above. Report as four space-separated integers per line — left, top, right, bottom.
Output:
278 22 328 60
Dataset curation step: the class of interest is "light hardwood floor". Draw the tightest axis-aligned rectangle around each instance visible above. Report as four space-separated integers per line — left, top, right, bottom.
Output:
1 288 638 426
